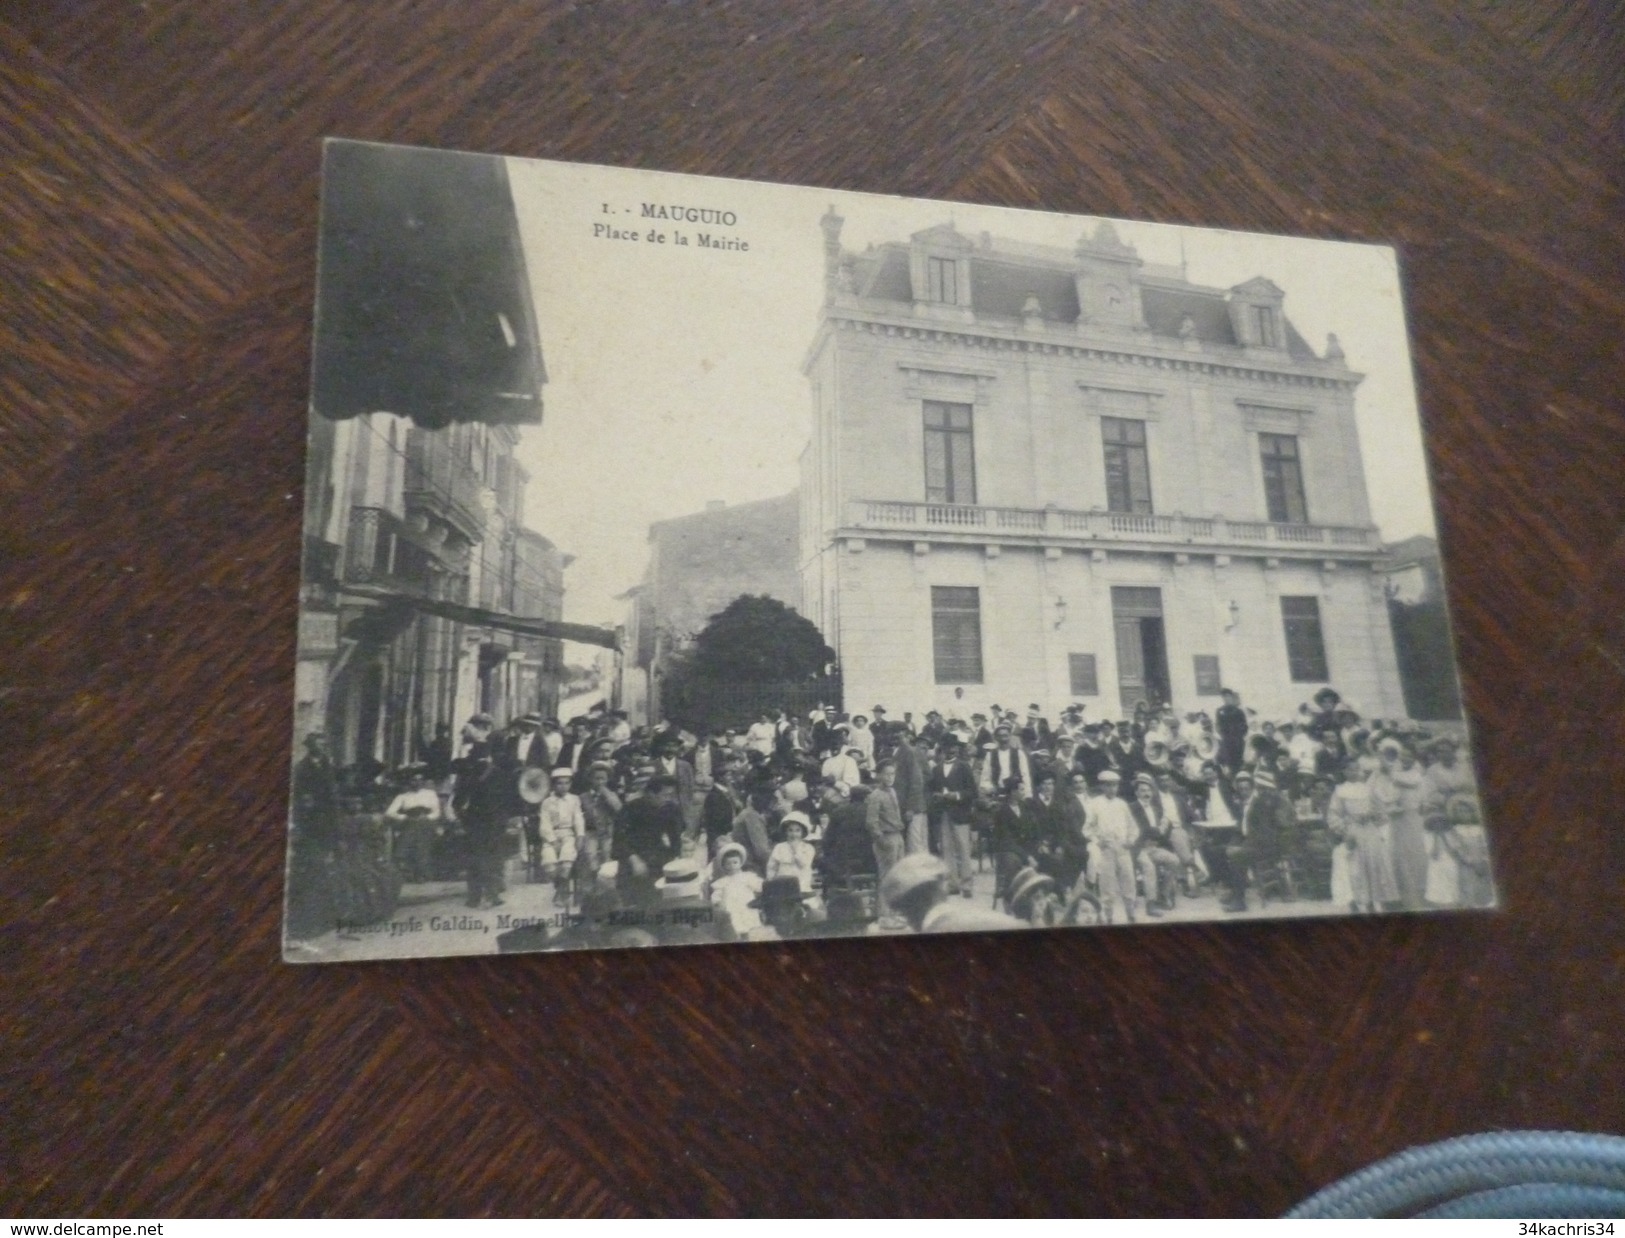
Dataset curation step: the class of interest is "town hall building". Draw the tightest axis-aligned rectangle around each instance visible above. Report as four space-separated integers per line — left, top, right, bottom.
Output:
799 210 1407 721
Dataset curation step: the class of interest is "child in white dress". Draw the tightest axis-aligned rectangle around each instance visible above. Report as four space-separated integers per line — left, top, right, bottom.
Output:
709 842 763 938
767 813 817 894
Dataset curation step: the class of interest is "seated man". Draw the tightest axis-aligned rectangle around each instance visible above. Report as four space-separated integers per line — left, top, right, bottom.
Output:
1153 769 1205 893
1236 768 1300 906
815 781 874 883
1128 773 1182 916
1084 770 1140 924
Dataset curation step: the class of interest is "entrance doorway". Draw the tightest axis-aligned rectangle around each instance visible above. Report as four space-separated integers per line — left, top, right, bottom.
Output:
1111 586 1172 714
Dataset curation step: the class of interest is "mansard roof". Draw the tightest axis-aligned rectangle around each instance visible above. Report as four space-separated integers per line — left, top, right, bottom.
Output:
838 226 1323 361
1140 281 1319 360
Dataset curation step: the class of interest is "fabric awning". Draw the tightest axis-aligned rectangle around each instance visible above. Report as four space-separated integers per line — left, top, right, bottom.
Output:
338 582 619 651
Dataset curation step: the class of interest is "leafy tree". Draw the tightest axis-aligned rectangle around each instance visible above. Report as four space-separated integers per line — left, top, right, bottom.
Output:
1388 596 1463 720
689 595 833 682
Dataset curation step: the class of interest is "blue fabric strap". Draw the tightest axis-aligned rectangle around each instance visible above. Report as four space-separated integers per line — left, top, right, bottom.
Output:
1289 1130 1625 1218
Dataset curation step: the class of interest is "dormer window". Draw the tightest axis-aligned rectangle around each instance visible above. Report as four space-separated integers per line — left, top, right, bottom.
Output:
1228 277 1287 349
1251 304 1279 348
927 256 958 305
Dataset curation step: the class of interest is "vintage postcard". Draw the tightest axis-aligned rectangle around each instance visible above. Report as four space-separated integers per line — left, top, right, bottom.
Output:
285 139 1492 962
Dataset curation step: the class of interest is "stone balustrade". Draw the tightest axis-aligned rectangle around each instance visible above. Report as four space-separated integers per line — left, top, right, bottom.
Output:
843 499 1380 553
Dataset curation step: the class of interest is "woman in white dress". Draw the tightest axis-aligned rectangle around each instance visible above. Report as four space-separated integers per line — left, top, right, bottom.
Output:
1327 759 1399 913
1371 740 1428 911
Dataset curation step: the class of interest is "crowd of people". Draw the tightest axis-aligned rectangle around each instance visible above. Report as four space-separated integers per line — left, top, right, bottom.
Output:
287 685 1493 950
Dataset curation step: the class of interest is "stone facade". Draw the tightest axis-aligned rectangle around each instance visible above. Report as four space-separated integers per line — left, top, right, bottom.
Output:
626 492 801 723
800 212 1407 721
513 529 571 721
297 415 567 767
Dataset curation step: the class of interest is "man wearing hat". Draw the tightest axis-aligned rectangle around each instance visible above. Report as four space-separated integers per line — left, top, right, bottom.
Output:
1021 704 1052 752
1106 719 1144 783
613 774 685 907
507 713 546 769
1216 688 1249 774
1084 769 1140 923
540 717 565 768
880 853 1022 934
1154 769 1205 893
1071 723 1110 787
1194 760 1245 910
538 767 586 902
745 876 820 942
969 712 994 752
698 759 742 862
929 734 980 897
731 784 776 872
553 719 591 783
291 732 342 866
919 710 948 747
979 723 1032 794
815 780 878 895
578 760 622 876
1054 706 1084 743
807 705 834 756
890 726 931 856
453 738 519 910
1236 768 1298 909
650 733 697 832
865 759 908 924
1128 772 1182 915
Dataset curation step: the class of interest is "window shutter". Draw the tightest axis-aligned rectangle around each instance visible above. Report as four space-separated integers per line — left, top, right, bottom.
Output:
1069 653 1099 696
1193 654 1222 695
931 587 984 684
1280 596 1330 682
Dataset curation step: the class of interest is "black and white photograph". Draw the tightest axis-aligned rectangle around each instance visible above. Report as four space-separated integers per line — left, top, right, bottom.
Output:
286 139 1493 962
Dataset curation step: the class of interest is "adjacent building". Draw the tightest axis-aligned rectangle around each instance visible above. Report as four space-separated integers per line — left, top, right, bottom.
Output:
800 211 1407 720
621 492 801 723
297 418 569 768
294 142 570 770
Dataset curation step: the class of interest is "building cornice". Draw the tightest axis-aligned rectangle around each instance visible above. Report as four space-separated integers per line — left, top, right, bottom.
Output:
813 302 1363 391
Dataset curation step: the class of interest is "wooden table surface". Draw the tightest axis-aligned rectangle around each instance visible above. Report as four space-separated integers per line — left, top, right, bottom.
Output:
3 1 1623 1217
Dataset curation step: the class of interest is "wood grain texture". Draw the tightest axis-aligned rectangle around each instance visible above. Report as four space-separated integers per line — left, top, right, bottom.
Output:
2 0 1622 1217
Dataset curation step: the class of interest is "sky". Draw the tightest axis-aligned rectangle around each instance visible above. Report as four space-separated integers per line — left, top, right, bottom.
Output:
506 157 1437 647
